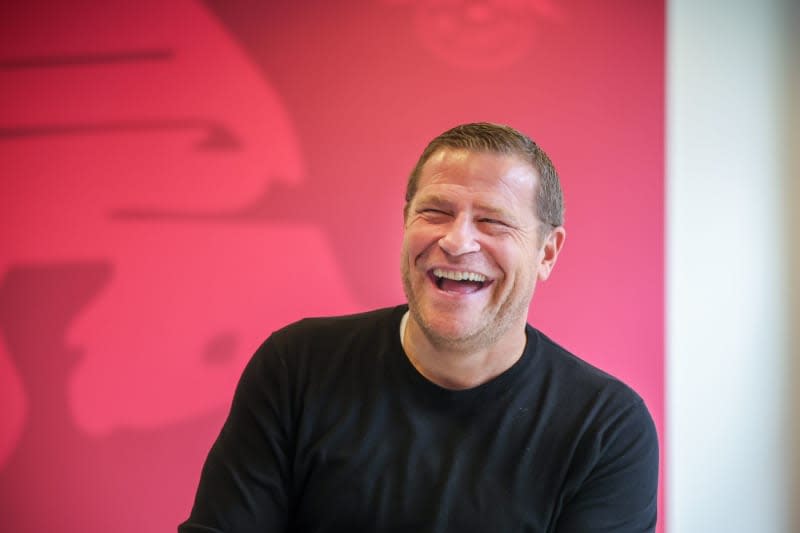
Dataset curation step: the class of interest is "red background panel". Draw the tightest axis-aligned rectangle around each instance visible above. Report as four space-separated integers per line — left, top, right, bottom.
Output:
0 0 664 531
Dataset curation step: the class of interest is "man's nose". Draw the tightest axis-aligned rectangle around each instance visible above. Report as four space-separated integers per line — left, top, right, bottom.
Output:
438 215 480 256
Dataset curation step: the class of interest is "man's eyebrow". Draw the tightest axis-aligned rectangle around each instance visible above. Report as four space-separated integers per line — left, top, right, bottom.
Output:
415 194 517 221
473 204 516 220
414 194 454 207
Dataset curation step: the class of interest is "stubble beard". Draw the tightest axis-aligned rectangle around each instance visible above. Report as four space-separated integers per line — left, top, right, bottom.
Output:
401 259 531 354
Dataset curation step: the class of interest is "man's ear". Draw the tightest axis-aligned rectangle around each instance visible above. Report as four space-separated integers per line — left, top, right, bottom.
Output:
537 226 566 281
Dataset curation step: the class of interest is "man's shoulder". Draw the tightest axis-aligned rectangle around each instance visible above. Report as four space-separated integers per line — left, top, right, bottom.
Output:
257 305 406 360
525 327 657 480
527 326 647 413
276 305 404 338
243 306 406 388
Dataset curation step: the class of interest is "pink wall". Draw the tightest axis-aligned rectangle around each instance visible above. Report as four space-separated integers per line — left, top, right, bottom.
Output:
0 0 664 530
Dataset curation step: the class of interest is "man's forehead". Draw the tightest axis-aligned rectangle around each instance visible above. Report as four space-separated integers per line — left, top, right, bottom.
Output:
419 148 538 193
423 147 536 177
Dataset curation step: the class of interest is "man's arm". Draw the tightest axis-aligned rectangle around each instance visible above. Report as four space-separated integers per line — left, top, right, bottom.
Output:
179 337 293 533
554 399 659 533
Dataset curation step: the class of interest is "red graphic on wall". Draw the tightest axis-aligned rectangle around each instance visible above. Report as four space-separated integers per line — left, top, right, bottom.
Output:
0 0 664 531
0 0 358 466
383 0 561 68
0 333 25 470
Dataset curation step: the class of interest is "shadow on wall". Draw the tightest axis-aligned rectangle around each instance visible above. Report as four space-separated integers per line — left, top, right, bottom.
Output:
0 263 220 531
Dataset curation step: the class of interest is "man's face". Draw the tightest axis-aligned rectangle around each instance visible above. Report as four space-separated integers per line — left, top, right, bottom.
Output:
401 148 562 350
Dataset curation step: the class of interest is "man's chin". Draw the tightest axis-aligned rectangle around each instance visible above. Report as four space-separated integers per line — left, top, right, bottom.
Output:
414 311 488 348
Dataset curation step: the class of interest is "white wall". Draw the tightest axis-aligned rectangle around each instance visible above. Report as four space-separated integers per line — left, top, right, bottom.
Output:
789 3 799 530
667 0 793 532
792 157 799 529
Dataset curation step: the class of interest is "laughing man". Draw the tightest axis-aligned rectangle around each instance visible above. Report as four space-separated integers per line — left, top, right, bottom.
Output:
180 122 659 533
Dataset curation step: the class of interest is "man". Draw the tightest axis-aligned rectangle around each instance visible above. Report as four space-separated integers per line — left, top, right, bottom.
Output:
179 123 658 532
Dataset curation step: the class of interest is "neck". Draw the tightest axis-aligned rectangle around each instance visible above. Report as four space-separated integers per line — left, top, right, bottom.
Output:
401 313 527 390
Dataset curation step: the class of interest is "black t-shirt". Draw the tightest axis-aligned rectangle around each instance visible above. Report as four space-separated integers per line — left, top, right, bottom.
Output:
180 305 658 532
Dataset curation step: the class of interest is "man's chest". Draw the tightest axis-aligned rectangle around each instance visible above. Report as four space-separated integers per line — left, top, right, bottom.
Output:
286 392 574 533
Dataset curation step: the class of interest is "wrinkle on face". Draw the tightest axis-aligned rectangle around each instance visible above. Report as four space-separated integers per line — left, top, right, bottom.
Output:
400 148 546 353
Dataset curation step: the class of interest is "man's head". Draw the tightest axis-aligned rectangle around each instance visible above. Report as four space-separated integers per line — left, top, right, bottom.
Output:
401 123 566 354
404 122 564 242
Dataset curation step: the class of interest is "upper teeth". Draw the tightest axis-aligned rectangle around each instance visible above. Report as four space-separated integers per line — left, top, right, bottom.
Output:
433 269 486 282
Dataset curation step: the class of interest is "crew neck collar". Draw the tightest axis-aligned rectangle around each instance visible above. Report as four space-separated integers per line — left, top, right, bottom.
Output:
392 305 536 403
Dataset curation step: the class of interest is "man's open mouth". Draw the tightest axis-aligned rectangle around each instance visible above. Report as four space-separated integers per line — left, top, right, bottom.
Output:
429 268 491 294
